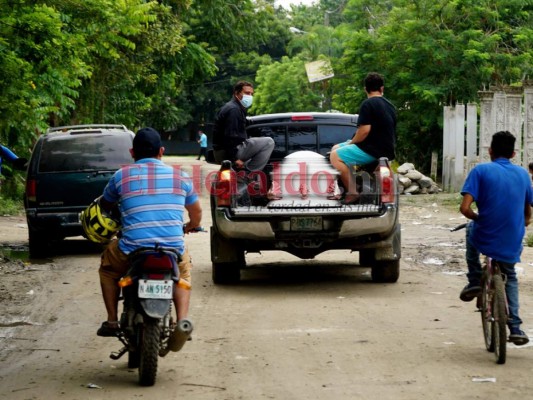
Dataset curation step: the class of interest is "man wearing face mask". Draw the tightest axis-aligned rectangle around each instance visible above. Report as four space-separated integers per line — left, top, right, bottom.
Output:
212 81 274 172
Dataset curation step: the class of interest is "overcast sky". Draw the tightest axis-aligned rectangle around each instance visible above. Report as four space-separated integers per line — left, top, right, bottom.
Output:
275 0 317 9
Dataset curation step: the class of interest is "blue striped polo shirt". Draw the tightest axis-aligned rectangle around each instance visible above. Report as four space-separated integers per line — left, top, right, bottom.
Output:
103 158 198 255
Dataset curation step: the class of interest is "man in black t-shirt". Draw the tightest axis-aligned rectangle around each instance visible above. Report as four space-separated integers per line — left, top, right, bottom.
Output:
330 72 397 204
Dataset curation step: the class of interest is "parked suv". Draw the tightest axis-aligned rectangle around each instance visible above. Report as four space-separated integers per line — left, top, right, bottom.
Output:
209 112 401 284
24 124 134 257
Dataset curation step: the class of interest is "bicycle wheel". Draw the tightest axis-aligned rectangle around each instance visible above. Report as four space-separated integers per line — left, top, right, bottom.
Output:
492 273 507 364
481 270 494 352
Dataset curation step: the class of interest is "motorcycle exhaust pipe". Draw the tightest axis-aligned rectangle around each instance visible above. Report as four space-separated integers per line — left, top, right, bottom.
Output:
168 319 194 352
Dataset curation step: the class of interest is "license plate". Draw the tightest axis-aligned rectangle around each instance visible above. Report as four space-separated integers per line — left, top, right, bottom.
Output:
138 280 173 299
290 216 322 231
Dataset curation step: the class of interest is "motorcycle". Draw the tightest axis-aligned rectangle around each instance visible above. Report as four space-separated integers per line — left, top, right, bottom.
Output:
110 246 193 386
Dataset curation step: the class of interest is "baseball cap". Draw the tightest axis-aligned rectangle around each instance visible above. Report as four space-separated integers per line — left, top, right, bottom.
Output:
133 127 161 158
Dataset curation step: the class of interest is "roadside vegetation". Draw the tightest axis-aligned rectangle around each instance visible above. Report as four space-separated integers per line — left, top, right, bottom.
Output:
400 192 462 212
2 0 532 199
0 197 24 216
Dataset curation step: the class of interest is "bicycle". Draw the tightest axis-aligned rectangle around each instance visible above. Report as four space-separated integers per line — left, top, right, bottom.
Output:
451 223 508 364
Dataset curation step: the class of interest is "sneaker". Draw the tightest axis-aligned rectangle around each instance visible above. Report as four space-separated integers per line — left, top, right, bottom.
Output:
509 327 529 346
459 284 481 302
326 180 342 200
97 321 120 337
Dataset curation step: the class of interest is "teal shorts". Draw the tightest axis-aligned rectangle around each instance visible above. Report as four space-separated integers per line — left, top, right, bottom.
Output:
336 140 377 166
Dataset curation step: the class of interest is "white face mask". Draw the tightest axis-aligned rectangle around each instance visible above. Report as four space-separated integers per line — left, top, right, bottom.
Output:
240 94 253 108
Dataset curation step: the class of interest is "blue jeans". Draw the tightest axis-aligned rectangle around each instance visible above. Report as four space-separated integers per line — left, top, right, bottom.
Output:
465 222 522 328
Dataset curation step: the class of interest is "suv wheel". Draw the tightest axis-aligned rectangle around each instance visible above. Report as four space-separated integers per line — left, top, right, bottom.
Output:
371 260 400 283
28 229 50 258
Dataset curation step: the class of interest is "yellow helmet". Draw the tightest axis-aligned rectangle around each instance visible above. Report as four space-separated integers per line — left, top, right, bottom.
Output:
80 197 121 244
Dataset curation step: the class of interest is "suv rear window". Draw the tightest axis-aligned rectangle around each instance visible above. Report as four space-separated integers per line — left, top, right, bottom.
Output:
39 135 133 172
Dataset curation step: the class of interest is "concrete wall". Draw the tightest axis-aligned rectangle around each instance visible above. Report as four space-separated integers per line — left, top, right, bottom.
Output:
443 84 533 192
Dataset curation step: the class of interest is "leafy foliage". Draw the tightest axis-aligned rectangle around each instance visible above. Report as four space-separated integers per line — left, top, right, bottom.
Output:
253 56 323 114
335 0 533 171
0 3 89 150
2 0 533 175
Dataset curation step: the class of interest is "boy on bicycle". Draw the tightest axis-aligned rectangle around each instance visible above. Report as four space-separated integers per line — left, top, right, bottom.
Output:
459 131 532 345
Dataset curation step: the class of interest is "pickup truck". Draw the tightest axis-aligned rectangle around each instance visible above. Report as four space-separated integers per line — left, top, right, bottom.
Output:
209 112 401 284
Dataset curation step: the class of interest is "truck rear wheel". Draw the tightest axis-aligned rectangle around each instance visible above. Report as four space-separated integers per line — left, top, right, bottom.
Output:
371 260 400 283
211 229 245 284
212 262 241 284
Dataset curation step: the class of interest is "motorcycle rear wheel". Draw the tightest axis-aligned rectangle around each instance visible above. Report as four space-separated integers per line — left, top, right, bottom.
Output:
139 318 161 386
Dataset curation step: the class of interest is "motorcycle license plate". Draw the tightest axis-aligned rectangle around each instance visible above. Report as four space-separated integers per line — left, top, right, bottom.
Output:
138 280 173 299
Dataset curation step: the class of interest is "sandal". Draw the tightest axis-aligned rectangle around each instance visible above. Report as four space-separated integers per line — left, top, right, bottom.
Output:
341 194 359 205
97 321 120 337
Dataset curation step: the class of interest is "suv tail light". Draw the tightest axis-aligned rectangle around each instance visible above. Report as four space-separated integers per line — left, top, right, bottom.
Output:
26 179 37 202
377 158 395 204
214 161 236 207
291 115 314 121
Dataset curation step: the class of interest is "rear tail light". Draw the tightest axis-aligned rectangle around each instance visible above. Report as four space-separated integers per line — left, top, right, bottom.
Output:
142 254 174 270
146 273 165 280
377 158 395 204
26 179 37 202
214 161 236 207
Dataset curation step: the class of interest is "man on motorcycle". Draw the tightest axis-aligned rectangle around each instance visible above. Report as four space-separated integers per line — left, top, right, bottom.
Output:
95 127 202 337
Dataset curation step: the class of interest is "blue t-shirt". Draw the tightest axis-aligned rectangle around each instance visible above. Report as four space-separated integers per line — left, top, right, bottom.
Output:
103 159 198 255
0 145 19 175
461 158 533 263
199 133 207 148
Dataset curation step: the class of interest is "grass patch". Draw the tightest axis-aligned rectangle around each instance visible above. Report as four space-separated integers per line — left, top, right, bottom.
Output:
526 233 533 248
0 196 24 216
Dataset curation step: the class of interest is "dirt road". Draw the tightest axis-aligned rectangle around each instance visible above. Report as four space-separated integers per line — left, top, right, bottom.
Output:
2 166 533 399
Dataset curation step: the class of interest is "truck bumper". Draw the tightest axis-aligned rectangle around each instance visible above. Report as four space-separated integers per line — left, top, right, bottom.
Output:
213 204 398 241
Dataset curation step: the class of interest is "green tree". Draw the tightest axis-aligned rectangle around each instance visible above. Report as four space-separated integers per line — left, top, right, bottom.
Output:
0 3 89 151
253 56 323 114
182 0 292 137
289 0 347 30
68 0 218 133
335 0 533 171
1 0 219 143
